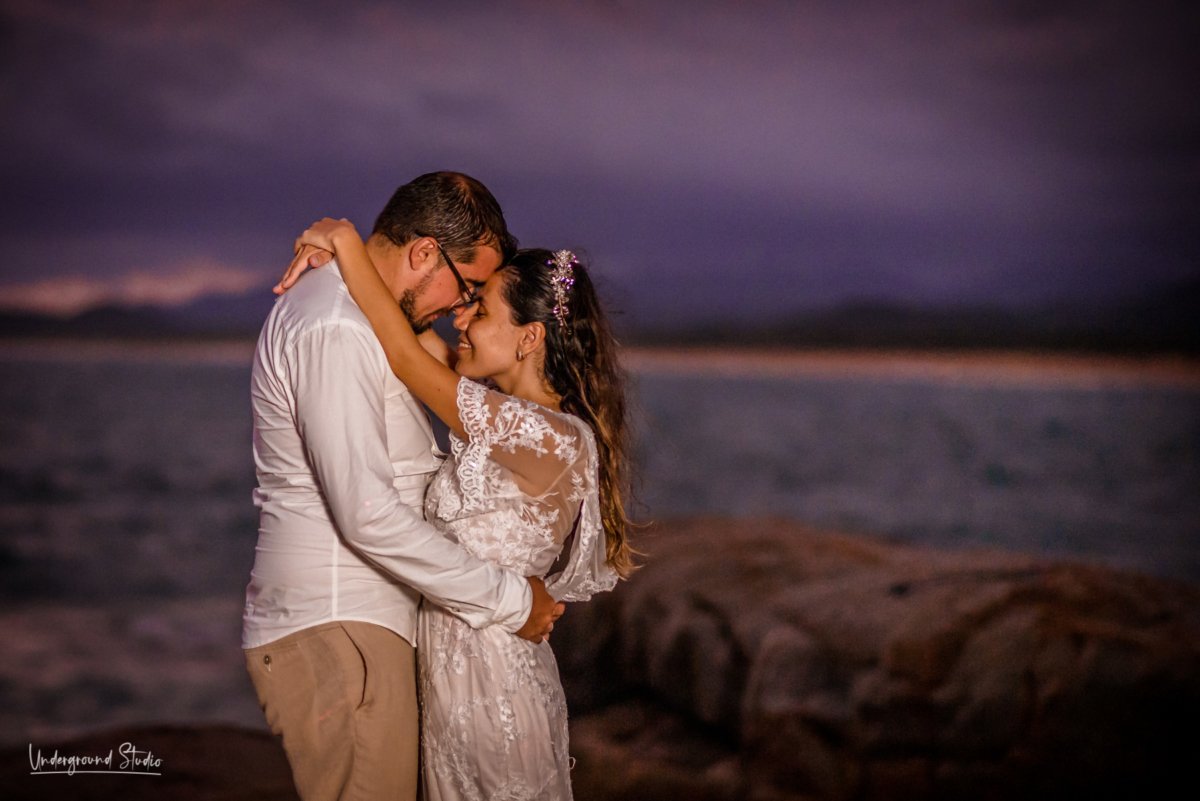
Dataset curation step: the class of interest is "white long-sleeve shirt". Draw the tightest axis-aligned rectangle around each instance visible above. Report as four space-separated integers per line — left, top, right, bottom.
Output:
242 261 532 649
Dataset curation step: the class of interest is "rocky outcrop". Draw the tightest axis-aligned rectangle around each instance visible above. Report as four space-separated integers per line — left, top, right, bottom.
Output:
4 519 1196 800
554 518 1200 800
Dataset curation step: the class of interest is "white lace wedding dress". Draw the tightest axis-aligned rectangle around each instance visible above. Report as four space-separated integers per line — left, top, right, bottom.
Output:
417 377 618 801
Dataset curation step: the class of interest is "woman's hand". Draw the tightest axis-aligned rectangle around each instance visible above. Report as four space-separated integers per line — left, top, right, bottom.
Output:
274 245 330 294
273 218 360 295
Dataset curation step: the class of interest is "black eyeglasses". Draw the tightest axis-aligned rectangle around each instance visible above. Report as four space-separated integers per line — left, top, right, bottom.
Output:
414 231 478 310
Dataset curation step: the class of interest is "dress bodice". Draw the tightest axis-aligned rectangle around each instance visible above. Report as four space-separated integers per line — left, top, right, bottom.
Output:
423 378 616 601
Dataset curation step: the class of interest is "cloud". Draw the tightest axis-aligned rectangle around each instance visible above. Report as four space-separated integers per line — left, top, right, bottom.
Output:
0 258 262 316
6 0 1185 208
0 0 1194 321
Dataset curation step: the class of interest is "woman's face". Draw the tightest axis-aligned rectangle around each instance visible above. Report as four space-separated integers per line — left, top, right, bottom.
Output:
452 271 526 380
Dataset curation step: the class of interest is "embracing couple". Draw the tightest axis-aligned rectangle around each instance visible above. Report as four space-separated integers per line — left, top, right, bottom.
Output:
241 172 633 800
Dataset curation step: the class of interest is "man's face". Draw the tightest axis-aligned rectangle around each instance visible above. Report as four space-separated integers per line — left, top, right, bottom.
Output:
398 244 503 333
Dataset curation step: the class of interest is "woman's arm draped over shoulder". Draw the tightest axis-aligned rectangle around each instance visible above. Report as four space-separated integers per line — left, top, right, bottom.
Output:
293 220 582 495
300 221 467 437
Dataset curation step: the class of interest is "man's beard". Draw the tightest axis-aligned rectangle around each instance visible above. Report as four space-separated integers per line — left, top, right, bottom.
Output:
398 288 430 334
398 271 438 334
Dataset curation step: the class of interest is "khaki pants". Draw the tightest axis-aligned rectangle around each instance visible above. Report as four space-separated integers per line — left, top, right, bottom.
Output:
245 621 418 801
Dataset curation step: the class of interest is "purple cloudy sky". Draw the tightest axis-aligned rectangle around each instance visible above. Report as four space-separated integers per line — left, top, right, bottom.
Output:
0 0 1195 326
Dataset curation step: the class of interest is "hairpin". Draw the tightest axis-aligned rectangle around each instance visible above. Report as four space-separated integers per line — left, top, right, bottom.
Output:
548 250 577 334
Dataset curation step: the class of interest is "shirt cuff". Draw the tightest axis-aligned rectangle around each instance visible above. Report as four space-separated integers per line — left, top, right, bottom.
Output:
490 571 534 634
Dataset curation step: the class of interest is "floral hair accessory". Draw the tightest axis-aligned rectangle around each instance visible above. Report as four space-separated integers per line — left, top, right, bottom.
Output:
548 250 577 334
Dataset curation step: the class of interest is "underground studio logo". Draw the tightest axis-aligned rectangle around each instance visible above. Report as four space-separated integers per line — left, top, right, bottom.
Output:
28 742 162 776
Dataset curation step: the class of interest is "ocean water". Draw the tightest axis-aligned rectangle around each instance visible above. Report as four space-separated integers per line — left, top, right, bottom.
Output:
0 347 1197 744
633 372 1200 580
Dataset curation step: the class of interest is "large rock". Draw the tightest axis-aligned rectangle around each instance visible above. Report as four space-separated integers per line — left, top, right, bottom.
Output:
4 519 1194 801
555 518 1200 800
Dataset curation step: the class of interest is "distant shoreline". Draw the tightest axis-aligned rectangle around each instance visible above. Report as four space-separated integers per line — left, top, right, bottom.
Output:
2 337 1199 388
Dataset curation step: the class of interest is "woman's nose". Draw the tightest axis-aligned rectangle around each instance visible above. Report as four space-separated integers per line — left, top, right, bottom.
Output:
453 307 473 330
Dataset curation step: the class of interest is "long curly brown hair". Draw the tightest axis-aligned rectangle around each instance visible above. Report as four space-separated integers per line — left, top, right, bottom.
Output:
501 249 636 577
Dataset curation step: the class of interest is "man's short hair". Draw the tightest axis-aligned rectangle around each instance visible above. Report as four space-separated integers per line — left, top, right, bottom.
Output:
372 171 518 265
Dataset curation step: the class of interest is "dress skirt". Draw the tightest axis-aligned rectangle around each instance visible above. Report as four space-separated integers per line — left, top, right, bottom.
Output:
417 602 573 801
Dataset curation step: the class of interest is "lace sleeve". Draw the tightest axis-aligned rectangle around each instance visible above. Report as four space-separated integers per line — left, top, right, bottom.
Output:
543 419 618 602
454 377 582 496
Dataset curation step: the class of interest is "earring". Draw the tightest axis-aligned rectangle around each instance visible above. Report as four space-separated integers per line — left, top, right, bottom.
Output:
516 349 524 362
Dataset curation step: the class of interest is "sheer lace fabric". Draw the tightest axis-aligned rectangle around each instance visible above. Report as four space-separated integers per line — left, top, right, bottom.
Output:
418 378 616 801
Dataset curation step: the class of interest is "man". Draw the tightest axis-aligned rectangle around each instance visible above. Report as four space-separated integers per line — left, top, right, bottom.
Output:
243 172 561 800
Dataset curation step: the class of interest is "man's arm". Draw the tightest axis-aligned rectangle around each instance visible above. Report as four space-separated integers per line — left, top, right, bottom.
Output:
290 320 554 636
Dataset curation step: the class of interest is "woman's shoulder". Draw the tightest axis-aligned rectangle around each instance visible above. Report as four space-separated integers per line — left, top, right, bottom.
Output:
458 377 573 424
516 395 593 450
547 408 597 468
457 378 594 460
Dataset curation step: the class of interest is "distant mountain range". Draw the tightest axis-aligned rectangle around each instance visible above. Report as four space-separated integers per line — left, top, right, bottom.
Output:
1 279 1197 353
0 282 280 340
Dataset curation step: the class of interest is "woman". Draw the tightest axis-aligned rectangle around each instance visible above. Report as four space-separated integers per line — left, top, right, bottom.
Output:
278 218 634 801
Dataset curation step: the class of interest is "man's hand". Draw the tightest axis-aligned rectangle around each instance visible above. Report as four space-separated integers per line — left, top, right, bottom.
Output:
515 576 565 643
